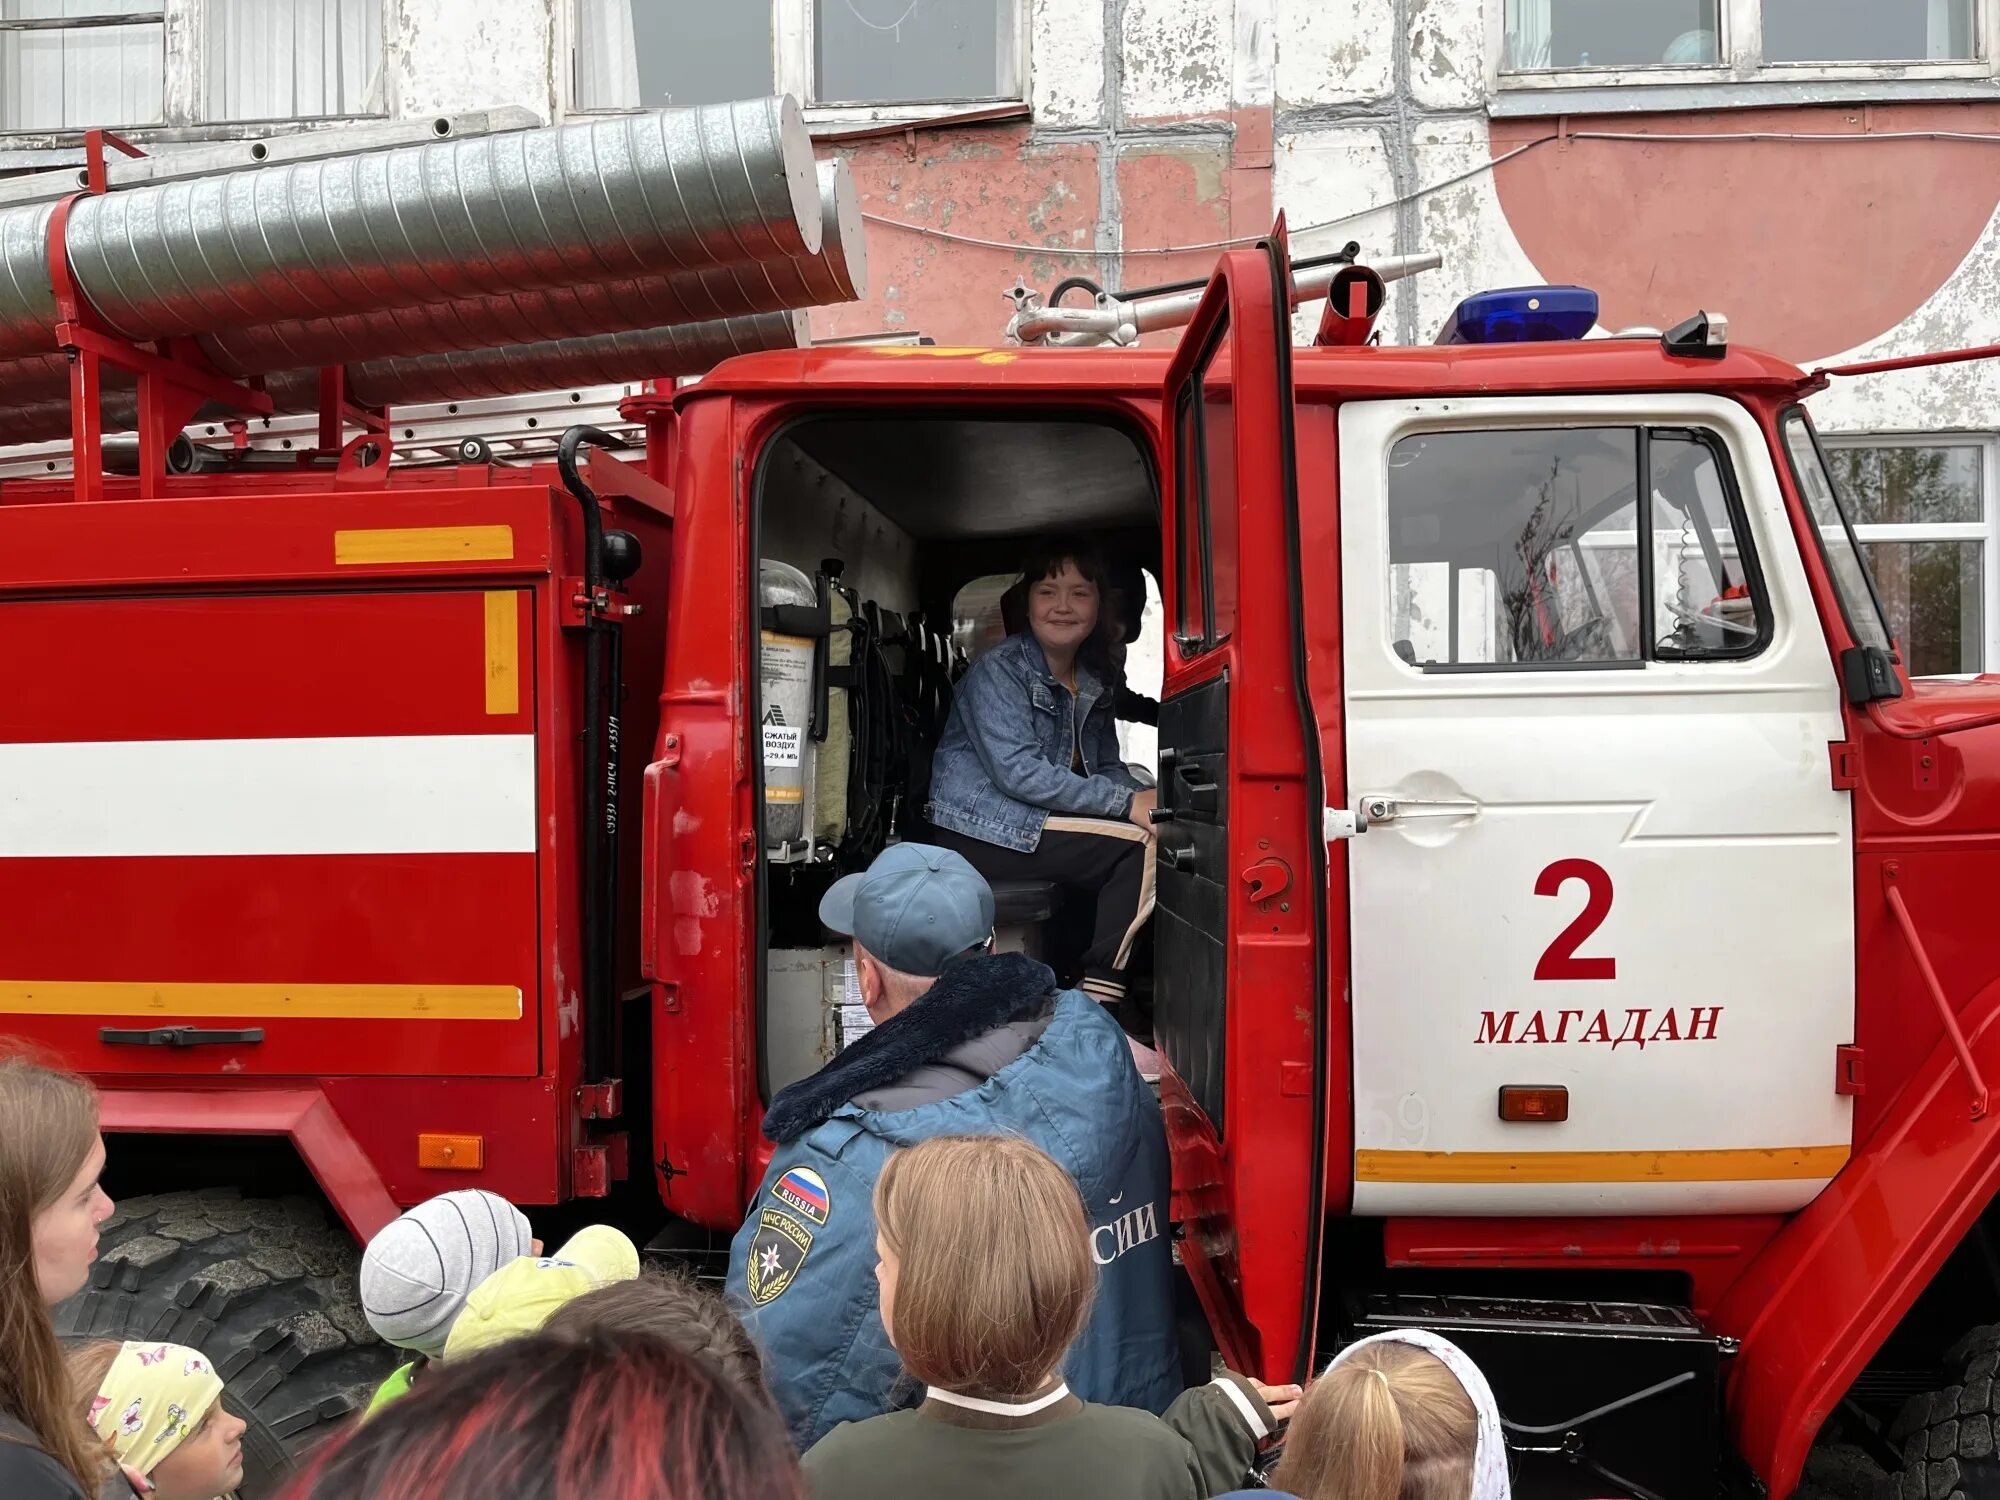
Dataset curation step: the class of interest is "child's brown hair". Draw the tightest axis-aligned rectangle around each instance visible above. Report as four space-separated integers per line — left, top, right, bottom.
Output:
872 1134 1095 1400
1272 1342 1478 1500
64 1338 120 1416
542 1266 769 1402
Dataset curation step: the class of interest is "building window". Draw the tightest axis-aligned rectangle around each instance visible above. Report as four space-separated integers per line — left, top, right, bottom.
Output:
573 0 1023 119
1502 0 1983 85
0 0 384 134
1762 0 1974 64
203 0 385 123
0 2 164 132
1506 0 1718 70
576 0 774 111
1823 438 1990 676
814 0 1019 105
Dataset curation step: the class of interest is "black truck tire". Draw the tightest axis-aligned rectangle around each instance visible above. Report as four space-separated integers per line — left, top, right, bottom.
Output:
53 1186 399 1490
1795 1432 1902 1500
1833 1326 2000 1500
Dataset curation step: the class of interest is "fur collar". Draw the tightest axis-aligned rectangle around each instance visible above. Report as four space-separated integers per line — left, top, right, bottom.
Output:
762 952 1059 1144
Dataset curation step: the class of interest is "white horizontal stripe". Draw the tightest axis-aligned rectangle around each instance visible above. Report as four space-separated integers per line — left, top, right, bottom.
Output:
0 736 537 857
1210 1376 1270 1441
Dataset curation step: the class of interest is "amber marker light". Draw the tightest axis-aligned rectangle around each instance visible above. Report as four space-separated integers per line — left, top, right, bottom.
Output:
1498 1086 1569 1123
418 1133 485 1170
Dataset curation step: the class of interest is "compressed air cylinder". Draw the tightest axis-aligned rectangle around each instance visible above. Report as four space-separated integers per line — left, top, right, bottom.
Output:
813 582 854 849
760 560 819 853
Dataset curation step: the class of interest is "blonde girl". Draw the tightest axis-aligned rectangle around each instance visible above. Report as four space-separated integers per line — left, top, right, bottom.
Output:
803 1134 1293 1500
1272 1329 1510 1500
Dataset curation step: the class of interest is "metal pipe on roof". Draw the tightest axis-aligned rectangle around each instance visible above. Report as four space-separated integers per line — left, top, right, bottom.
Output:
1007 249 1445 346
0 310 809 445
0 156 862 408
0 96 821 361
193 157 866 377
0 350 66 402
281 309 811 409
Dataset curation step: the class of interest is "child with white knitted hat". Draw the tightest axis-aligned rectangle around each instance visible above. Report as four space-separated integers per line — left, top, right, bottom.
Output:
357 1190 641 1416
357 1189 535 1413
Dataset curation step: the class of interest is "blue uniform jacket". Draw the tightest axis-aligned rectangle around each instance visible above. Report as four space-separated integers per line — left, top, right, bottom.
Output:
726 962 1179 1450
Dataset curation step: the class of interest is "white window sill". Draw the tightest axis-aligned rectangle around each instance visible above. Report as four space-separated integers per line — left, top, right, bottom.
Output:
1491 73 2000 117
565 100 1029 138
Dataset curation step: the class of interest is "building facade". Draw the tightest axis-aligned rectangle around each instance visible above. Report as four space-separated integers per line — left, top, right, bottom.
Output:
3 0 1997 672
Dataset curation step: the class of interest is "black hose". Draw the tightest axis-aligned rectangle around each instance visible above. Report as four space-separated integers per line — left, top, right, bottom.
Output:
556 424 621 1088
557 426 614 592
1049 275 1105 306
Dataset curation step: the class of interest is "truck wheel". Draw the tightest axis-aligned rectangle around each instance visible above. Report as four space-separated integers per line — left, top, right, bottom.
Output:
53 1186 398 1489
1873 1328 2000 1500
1795 1428 1900 1500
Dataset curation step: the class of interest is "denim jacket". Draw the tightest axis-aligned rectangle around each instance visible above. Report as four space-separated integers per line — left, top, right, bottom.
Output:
927 632 1139 853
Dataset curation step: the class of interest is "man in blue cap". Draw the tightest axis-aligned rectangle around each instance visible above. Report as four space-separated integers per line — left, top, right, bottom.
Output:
727 842 1178 1448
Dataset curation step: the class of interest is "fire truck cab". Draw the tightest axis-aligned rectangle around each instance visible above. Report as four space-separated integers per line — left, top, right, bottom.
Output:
654 239 2000 1500
4 114 1997 1495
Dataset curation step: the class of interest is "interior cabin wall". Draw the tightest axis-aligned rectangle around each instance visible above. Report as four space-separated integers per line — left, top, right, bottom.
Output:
759 437 920 617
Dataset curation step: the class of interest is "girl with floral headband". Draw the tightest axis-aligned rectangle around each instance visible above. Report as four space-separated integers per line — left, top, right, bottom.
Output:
67 1342 247 1500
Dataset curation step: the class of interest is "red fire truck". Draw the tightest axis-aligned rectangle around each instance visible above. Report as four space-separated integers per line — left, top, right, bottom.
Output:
5 97 1998 1500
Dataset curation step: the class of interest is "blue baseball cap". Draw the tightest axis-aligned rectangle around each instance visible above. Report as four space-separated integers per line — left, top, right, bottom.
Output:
819 843 996 977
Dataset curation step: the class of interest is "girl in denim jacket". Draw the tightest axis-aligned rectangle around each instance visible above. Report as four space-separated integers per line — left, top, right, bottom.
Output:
925 539 1156 1033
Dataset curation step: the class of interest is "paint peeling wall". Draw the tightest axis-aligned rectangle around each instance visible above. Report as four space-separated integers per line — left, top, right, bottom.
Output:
12 0 1984 429
801 0 1998 439
391 0 558 122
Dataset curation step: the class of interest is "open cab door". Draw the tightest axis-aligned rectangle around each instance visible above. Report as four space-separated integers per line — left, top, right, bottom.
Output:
1155 224 1329 1383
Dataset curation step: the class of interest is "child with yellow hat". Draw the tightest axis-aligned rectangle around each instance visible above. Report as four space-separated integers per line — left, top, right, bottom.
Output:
442 1224 642 1359
66 1341 245 1500
355 1189 639 1418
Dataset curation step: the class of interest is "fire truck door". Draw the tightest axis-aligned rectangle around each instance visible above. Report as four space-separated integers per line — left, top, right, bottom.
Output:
1155 237 1326 1382
1337 394 1855 1216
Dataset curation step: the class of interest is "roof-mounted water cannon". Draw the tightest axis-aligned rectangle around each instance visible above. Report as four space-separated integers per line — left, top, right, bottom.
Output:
1005 243 1443 348
1314 263 1387 347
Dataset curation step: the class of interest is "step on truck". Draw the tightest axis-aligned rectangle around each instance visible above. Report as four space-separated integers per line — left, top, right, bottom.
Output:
4 93 2000 1500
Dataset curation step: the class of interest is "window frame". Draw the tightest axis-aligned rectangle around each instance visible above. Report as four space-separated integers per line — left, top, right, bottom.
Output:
0 4 166 134
1487 0 2000 114
0 0 389 143
567 0 1030 126
1382 420 1775 675
1172 311 1228 658
1819 429 1997 675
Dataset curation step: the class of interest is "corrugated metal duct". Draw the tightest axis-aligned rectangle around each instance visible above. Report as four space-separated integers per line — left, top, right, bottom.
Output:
0 96 820 361
194 157 865 377
0 310 807 445
280 309 810 408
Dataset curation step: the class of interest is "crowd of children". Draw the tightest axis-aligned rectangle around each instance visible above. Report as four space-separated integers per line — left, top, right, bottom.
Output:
1 1048 1507 1500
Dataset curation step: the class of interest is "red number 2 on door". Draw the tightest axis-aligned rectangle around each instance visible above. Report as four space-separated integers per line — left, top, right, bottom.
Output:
1534 858 1616 981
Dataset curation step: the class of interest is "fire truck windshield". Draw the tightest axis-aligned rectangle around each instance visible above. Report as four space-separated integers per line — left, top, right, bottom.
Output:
1779 407 1895 655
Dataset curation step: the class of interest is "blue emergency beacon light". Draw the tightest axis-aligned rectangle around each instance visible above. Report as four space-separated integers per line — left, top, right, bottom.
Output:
1438 285 1599 344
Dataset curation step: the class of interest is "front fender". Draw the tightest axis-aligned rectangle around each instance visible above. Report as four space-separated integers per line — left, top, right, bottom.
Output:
97 1085 399 1241
1714 975 2000 1493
